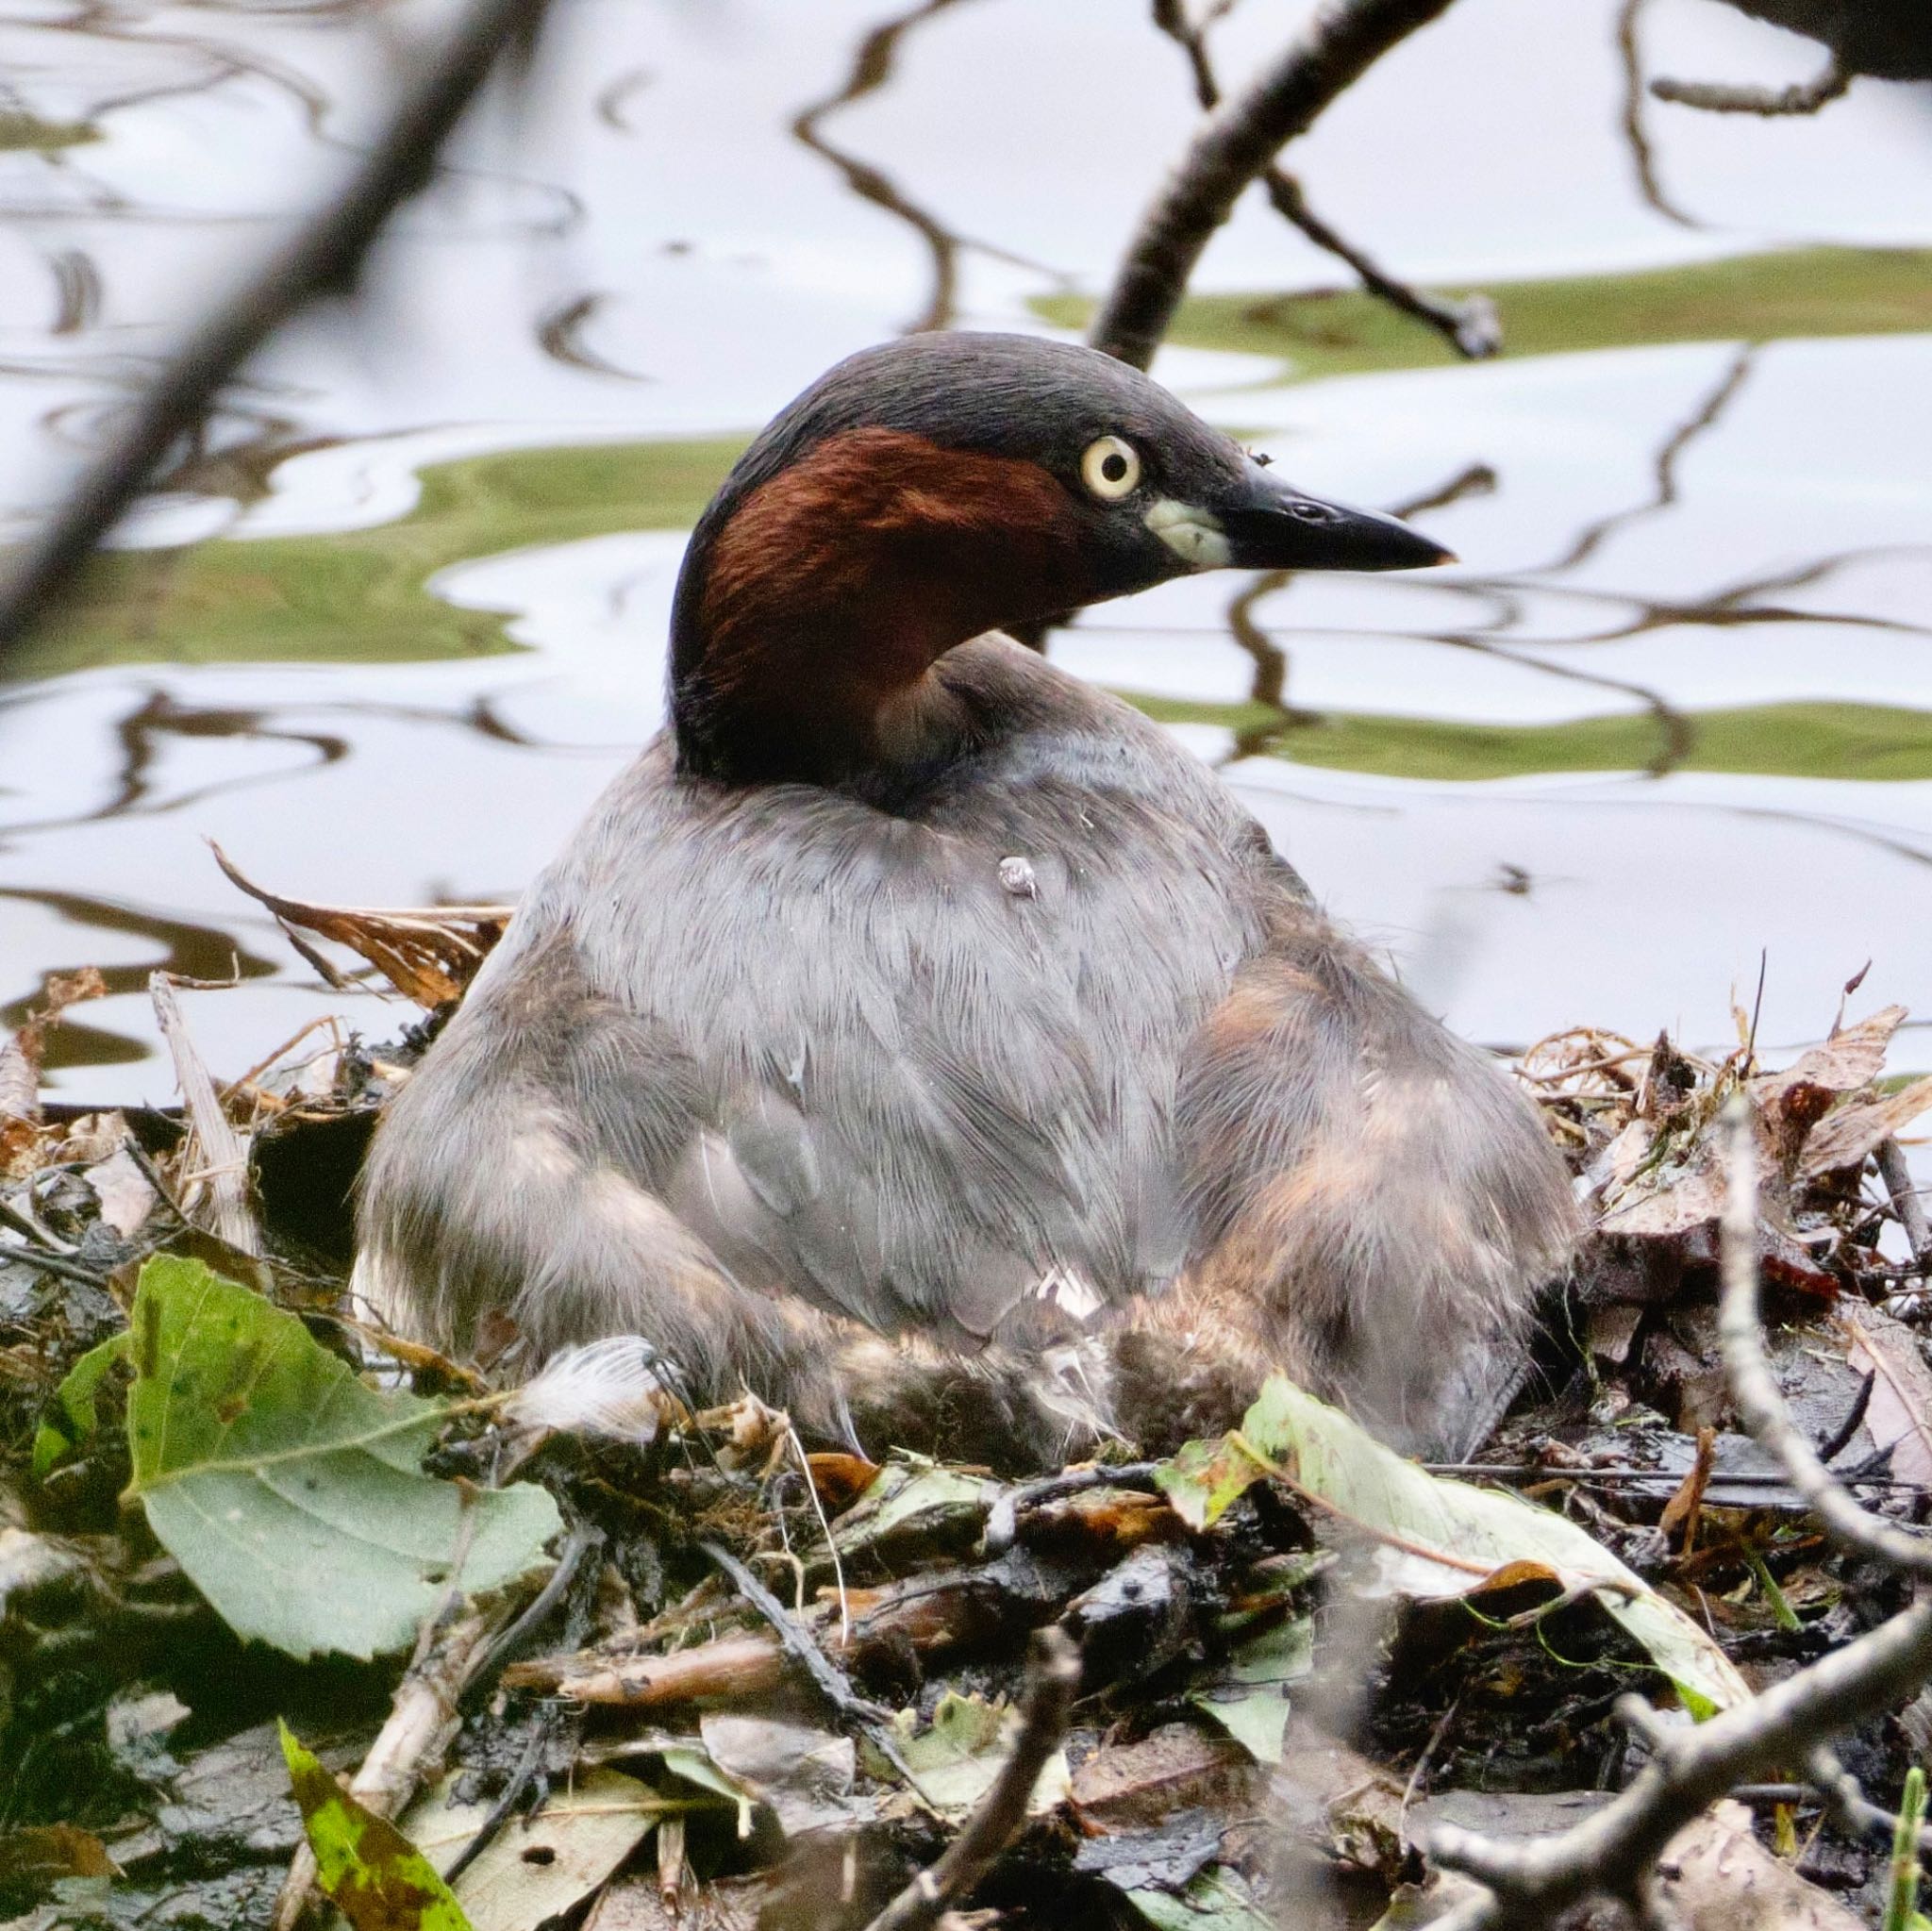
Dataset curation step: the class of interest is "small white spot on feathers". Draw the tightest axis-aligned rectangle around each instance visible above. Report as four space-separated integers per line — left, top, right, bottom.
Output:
1030 1266 1103 1322
998 856 1038 898
502 1335 676 1445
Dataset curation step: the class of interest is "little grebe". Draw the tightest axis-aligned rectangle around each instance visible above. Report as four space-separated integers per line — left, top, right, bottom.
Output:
355 333 1577 1465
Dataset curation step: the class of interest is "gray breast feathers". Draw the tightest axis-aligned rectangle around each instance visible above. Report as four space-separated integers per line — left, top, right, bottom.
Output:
452 703 1268 1347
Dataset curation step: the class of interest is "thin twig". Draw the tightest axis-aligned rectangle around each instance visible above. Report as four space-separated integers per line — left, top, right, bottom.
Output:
0 0 552 658
1815 1371 1875 1467
0 1242 107 1288
1091 0 1458 370
1652 63 1848 116
441 1706 558 1887
1429 1598 1932 1927
1419 1463 1921 1493
1614 0 1697 227
699 1539 882 1723
699 1537 934 1804
861 1626 1081 1931
464 1521 602 1701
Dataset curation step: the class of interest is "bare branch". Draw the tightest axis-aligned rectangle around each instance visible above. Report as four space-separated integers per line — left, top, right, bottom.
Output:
1651 62 1848 115
1717 1098 1932 1578
1877 1137 1932 1273
862 1626 1081 1931
1428 1597 1932 1928
0 0 552 658
1090 0 1459 370
1421 1097 1932 1925
1148 0 1495 359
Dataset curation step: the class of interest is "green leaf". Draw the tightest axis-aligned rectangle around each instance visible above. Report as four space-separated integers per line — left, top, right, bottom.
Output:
1155 1431 1269 1532
1125 1866 1275 1930
658 1745 757 1839
833 1459 998 1562
280 1722 474 1931
879 1691 1071 1820
1199 1374 1751 1718
32 1330 131 1479
124 1257 558 1659
1187 1614 1312 1765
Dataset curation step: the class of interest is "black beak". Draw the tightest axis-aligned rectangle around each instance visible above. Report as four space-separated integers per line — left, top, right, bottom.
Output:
1221 467 1454 573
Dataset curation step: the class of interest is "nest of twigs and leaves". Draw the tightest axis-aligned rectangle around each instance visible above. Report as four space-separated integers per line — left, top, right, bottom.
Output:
2 893 1931 1931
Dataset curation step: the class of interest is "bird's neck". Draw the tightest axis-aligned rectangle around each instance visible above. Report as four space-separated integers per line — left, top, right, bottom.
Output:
668 427 1087 787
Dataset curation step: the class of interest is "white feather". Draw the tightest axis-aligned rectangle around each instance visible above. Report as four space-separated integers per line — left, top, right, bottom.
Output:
502 1336 673 1444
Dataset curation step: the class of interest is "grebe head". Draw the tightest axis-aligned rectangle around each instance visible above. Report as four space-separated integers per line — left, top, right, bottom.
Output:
669 332 1449 786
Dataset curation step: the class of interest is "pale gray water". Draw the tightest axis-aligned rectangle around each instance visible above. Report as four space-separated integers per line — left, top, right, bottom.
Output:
1 0 1930 1100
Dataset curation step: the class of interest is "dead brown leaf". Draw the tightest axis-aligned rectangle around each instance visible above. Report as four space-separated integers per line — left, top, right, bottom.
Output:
1799 1074 1932 1179
1839 1300 1932 1488
806 1451 881 1510
1068 1723 1257 1830
584 1878 762 1931
1657 1425 1717 1553
0 1823 121 1884
212 842 510 1008
1653 1799 1862 1930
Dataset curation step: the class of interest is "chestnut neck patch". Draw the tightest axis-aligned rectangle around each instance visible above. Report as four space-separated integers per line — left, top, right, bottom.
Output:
671 427 1095 787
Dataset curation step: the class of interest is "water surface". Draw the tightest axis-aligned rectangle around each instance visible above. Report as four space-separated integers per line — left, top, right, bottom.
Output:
2 0 1930 1098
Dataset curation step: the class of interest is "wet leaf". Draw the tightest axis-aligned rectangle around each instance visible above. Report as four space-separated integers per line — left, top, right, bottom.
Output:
123 1257 558 1658
1841 1301 1932 1489
83 1148 158 1240
658 1744 757 1838
1800 1074 1932 1177
1124 1865 1274 1930
1155 1433 1265 1532
833 1459 997 1563
1069 1723 1257 1831
280 1722 473 1931
397 1769 670 1931
1191 1375 1750 1718
882 1690 1070 1820
699 1715 866 1837
1186 1614 1312 1765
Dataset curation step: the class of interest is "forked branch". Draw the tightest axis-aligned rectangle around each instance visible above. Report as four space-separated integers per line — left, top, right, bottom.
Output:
1091 0 1459 370
1426 1099 1932 1925
1149 0 1496 359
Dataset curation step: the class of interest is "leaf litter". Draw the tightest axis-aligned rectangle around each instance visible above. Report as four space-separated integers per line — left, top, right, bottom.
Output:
0 908 1928 1926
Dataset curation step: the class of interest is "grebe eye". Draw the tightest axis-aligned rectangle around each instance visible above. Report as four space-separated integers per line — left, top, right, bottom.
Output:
1080 435 1141 501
